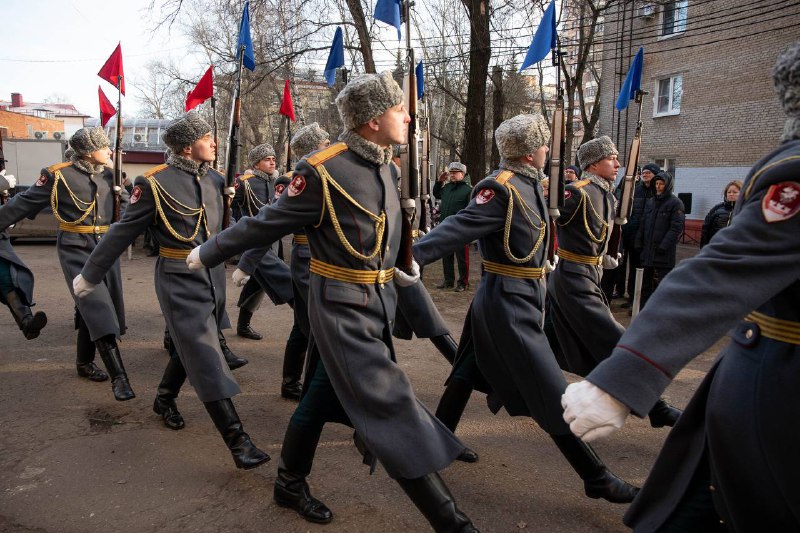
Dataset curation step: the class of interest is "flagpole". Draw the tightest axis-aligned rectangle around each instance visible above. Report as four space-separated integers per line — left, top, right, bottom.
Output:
112 78 123 222
222 45 246 229
212 95 219 170
285 115 292 173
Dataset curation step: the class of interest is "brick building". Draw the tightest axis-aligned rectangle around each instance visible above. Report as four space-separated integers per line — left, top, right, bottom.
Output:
0 93 89 138
598 0 798 229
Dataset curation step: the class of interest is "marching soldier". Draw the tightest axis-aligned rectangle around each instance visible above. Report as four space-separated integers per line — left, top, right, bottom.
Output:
189 72 478 532
413 114 638 503
0 171 47 340
73 112 269 470
547 136 681 427
0 128 132 399
562 41 800 531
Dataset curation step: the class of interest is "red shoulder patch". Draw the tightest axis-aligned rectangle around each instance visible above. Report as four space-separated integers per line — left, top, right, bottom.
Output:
762 182 800 223
475 188 495 205
564 190 572 201
234 178 241 190
287 175 306 197
35 174 48 187
130 186 142 204
274 183 286 200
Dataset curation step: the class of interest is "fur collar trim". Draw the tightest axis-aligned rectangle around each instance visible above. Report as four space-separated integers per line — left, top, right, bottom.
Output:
499 158 545 182
167 154 210 177
339 130 394 166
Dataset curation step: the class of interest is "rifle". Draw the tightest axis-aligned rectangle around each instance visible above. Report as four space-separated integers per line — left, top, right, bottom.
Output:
546 46 567 263
211 95 219 170
607 89 645 257
419 97 431 234
112 81 123 222
0 128 7 205
397 0 420 274
222 45 246 230
285 116 292 173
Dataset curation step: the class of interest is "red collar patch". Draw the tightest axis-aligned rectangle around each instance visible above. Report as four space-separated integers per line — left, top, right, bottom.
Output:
35 174 48 187
762 182 800 223
130 185 142 204
288 175 306 197
475 188 495 205
274 183 286 200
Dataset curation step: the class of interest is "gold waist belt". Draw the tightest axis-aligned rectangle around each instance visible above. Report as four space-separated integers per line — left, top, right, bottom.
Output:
309 258 394 286
58 223 109 234
745 311 800 345
412 229 420 238
159 247 192 259
293 234 309 245
557 248 603 266
483 260 544 279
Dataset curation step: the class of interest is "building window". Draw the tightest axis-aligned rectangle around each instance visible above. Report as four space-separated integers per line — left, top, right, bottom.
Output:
654 158 676 176
661 1 688 37
655 75 682 116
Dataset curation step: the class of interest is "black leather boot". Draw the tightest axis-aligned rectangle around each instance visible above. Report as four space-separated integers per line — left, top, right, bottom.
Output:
236 309 263 340
218 331 248 370
203 399 269 470
75 318 107 382
648 398 682 428
551 434 639 503
435 378 478 463
5 291 47 340
396 472 479 532
281 324 306 401
153 357 187 430
430 334 457 365
96 336 135 401
274 423 333 524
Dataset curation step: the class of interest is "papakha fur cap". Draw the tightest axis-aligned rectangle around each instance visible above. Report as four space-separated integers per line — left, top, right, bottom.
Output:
773 40 800 141
291 123 329 157
448 162 467 173
495 114 551 160
577 135 618 170
335 71 404 131
69 127 110 156
162 111 212 152
248 143 276 167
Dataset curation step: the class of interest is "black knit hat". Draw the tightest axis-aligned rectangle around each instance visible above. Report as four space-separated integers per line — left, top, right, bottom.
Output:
642 163 660 175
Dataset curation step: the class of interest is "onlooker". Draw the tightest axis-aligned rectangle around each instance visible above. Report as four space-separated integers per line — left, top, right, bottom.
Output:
564 164 582 182
619 163 659 307
433 161 472 291
636 171 685 307
700 179 742 247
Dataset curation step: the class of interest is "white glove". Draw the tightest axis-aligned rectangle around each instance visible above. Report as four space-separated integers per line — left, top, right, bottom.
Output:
232 268 251 287
544 255 559 273
602 252 622 269
1 173 16 189
394 259 420 287
223 186 236 197
73 274 97 298
562 380 630 442
186 246 204 271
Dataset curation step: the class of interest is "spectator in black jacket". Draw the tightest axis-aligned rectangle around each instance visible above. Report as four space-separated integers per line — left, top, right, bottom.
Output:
619 163 659 307
636 171 684 307
700 179 742 247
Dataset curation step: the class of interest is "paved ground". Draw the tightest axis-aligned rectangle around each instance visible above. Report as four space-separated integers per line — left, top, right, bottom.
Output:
0 241 719 533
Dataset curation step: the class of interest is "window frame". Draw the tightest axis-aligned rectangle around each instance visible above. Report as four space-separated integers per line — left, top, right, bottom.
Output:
654 75 683 117
659 0 688 40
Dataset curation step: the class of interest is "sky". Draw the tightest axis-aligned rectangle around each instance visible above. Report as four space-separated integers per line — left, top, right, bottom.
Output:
0 0 196 118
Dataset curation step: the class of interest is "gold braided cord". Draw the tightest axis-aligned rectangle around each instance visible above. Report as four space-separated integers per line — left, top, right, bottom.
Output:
243 181 267 215
313 163 386 262
557 189 607 244
146 176 208 242
50 170 96 226
502 182 546 264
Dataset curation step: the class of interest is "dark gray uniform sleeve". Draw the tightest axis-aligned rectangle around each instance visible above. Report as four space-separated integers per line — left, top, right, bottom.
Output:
82 177 156 284
237 246 269 275
0 169 53 231
413 180 507 267
587 182 800 416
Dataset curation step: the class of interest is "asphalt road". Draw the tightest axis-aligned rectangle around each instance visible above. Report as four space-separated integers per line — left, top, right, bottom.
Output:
0 241 719 532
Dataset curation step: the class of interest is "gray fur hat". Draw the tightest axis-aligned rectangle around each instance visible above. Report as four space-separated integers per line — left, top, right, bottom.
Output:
162 111 212 152
773 40 800 141
290 123 329 157
448 162 467 173
495 114 551 160
577 135 619 170
69 127 109 156
248 143 276 166
335 71 404 131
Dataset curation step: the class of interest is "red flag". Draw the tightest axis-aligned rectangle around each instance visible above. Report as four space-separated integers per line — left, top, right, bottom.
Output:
98 43 125 95
279 79 296 122
98 86 117 127
185 65 214 111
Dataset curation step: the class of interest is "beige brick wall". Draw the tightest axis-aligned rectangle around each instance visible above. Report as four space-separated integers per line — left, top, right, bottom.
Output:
0 110 65 139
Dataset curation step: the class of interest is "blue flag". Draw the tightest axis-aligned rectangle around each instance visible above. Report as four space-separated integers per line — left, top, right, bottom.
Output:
416 60 425 99
374 0 402 40
324 27 345 87
615 47 644 110
237 1 256 71
519 0 557 72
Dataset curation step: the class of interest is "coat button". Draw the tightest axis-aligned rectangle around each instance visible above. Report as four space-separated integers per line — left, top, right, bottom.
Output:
745 329 753 339
709 485 716 492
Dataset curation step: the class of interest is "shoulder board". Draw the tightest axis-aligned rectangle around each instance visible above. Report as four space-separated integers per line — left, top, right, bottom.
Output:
283 171 293 178
239 173 255 181
495 170 514 186
47 162 72 173
143 164 169 178
571 179 591 189
306 142 348 167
